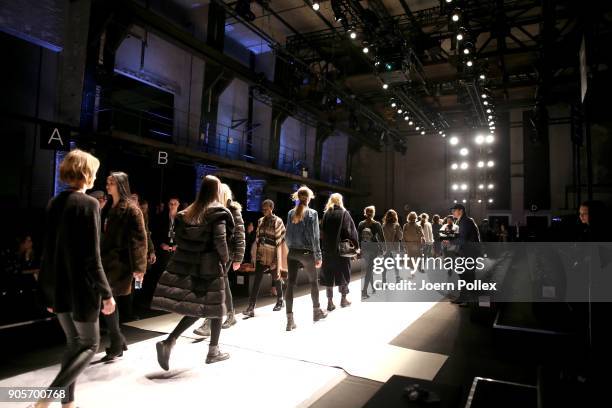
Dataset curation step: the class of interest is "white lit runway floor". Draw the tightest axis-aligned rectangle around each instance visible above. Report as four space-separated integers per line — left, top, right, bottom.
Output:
1 280 447 407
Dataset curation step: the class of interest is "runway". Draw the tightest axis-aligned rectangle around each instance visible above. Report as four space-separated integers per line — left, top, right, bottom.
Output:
1 280 447 407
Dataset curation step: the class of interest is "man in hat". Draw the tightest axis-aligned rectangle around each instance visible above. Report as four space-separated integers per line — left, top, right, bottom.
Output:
449 203 481 305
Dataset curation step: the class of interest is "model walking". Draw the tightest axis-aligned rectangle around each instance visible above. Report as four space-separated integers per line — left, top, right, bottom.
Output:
100 172 148 361
357 205 384 298
37 150 115 408
153 175 234 369
284 186 327 331
243 199 287 318
194 183 245 335
382 209 403 284
321 194 359 309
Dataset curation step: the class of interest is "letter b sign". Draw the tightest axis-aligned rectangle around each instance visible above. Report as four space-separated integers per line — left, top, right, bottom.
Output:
152 150 173 168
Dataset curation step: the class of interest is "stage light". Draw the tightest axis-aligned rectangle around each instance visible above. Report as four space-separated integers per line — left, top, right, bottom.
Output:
442 133 446 138
488 184 494 190
489 121 495 126
457 33 464 41
404 116 409 121
312 2 320 11
460 183 468 191
449 136 459 145
416 126 420 130
477 161 485 168
462 199 467 203
391 102 397 108
482 94 487 99
439 130 444 135
487 160 494 167
478 184 484 190
486 135 494 144
464 48 470 55
466 60 473 67
490 126 495 130
374 60 380 66
486 108 492 113
362 47 369 54
382 83 389 90
488 115 493 120
349 30 357 39
460 162 469 170
480 74 486 80
483 100 489 105
452 184 459 191
488 198 494 203
451 163 459 170
452 11 460 22
409 121 414 126
454 199 458 204
475 135 485 145
459 148 469 156
397 109 403 114
446 0 453 3
421 131 426 135
478 199 482 203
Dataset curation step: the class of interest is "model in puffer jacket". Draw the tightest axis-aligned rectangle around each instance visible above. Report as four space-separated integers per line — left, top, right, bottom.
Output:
152 175 234 370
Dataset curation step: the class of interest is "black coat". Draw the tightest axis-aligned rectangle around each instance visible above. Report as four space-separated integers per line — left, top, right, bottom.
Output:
39 191 113 322
152 205 234 318
320 206 359 287
456 215 481 256
101 200 148 296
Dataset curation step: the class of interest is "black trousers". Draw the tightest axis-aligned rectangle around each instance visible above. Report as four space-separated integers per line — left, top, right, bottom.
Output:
102 298 126 348
49 313 100 403
286 249 320 313
248 262 283 306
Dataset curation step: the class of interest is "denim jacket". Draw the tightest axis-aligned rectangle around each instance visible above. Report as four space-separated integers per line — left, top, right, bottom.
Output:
285 207 322 261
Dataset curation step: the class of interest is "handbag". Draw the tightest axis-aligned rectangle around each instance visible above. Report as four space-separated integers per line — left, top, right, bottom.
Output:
336 210 358 258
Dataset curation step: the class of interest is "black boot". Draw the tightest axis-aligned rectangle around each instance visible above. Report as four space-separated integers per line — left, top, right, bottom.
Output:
273 299 284 311
155 338 175 371
242 303 255 318
327 299 336 312
286 312 296 331
313 308 328 322
101 341 127 362
361 290 370 300
206 345 230 364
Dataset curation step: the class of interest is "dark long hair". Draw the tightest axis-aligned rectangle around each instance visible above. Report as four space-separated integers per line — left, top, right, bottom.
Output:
110 171 132 202
184 175 223 224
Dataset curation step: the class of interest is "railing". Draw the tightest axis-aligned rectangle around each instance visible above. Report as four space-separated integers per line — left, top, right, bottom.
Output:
90 94 348 186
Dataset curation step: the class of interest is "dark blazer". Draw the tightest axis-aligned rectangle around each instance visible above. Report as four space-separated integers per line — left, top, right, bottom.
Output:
101 199 148 296
39 191 113 322
152 205 234 318
227 200 246 264
456 215 481 256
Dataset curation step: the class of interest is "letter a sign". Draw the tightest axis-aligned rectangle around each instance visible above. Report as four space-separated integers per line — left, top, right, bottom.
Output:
40 125 70 151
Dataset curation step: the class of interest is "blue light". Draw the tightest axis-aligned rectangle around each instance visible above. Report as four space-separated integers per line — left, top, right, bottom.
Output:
245 177 266 212
53 141 77 195
194 163 218 195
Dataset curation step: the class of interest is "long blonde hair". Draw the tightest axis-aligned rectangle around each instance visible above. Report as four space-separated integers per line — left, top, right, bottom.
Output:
184 175 223 224
324 193 344 212
291 186 314 224
383 209 398 225
221 183 242 211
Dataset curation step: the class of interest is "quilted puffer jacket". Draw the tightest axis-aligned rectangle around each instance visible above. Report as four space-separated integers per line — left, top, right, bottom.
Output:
152 204 234 318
